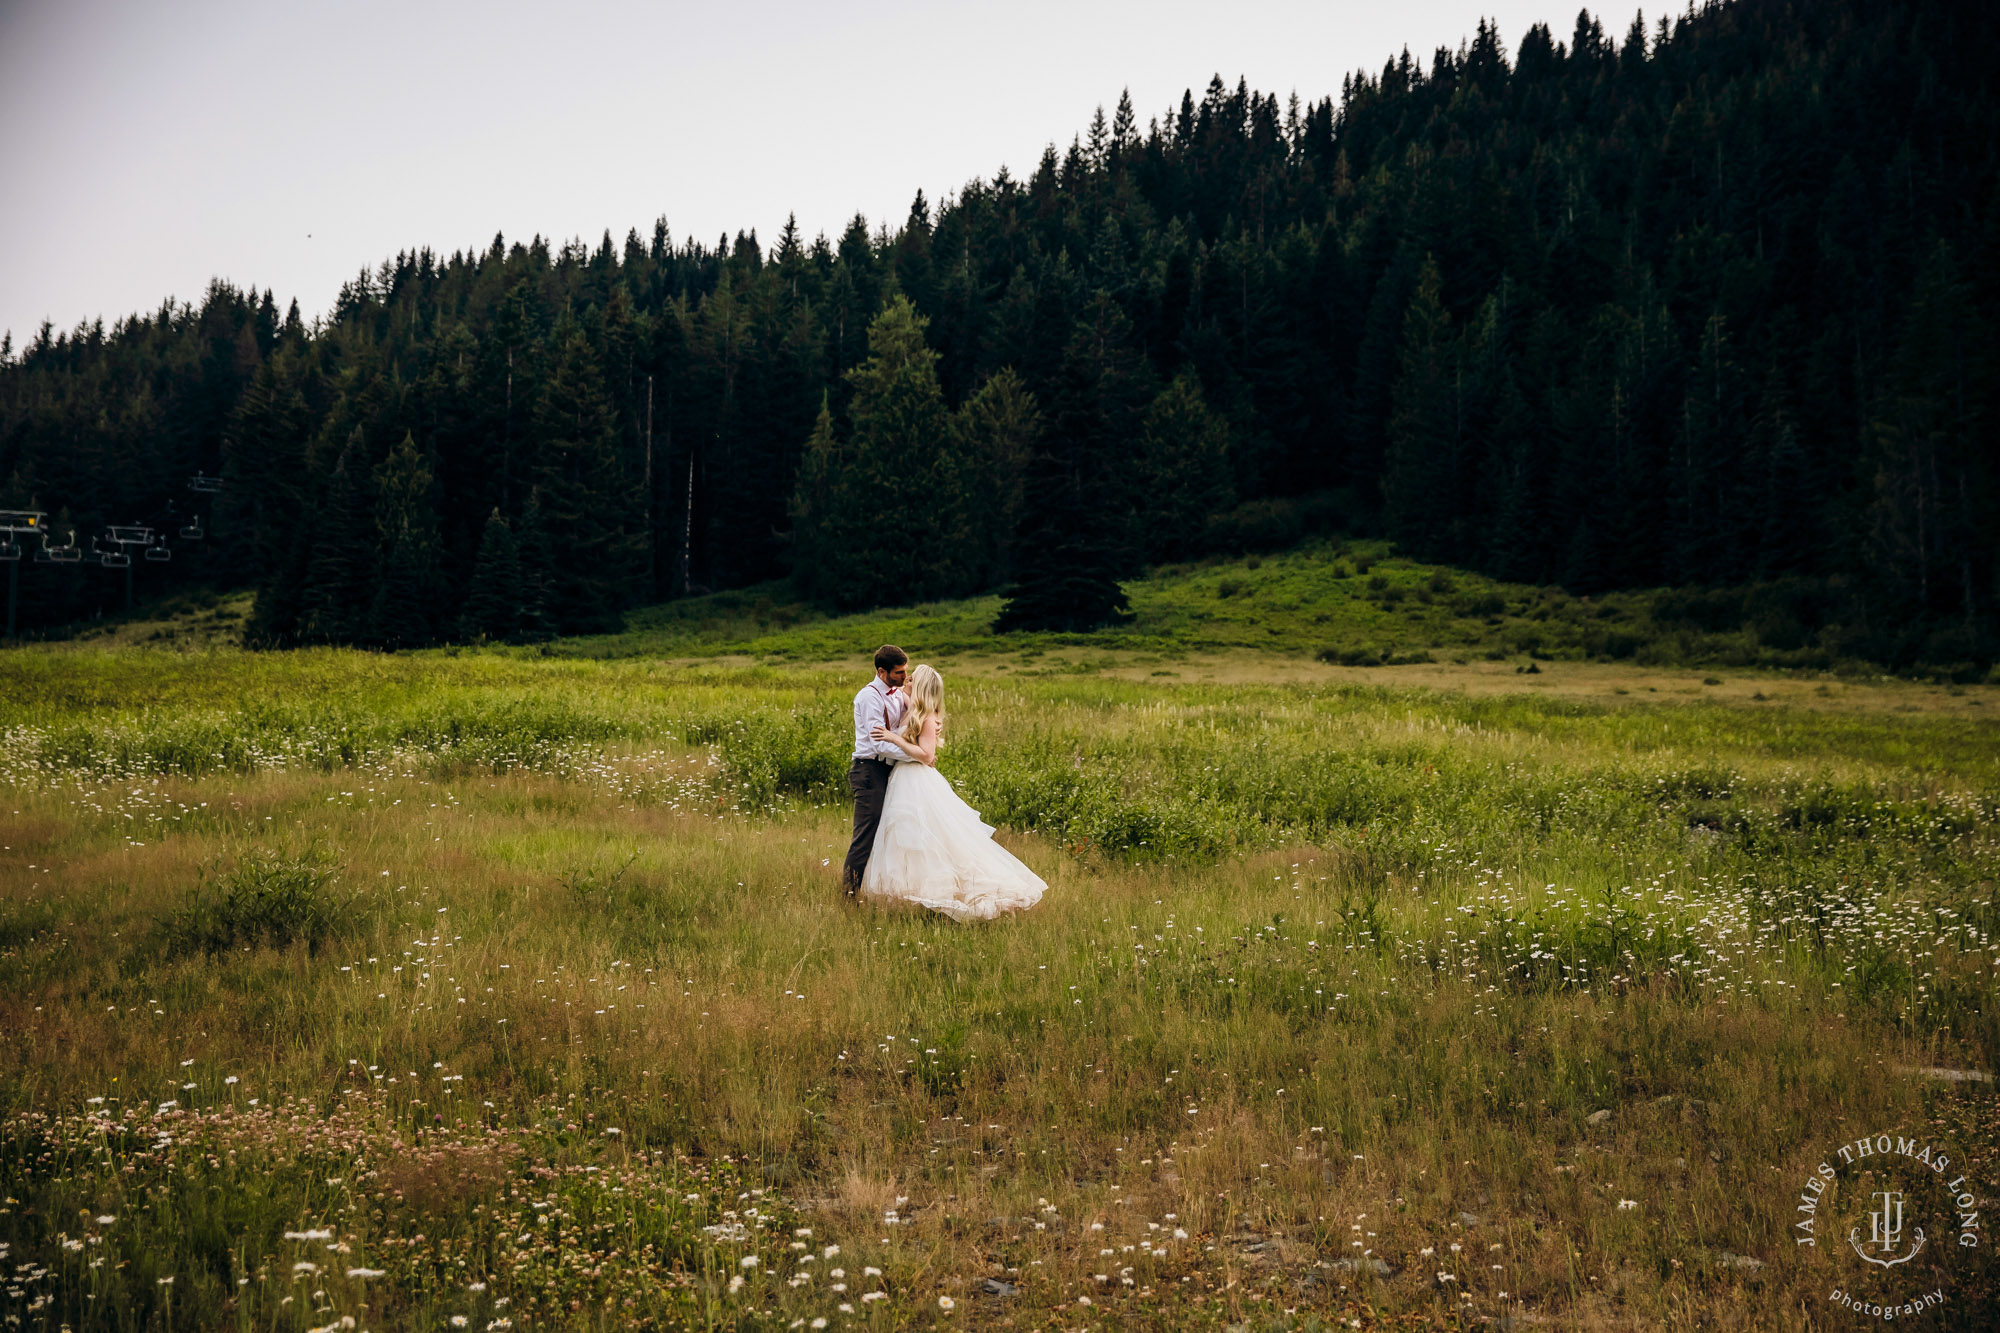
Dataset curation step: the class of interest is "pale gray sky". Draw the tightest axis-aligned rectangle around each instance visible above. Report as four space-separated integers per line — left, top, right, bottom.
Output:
0 1 1641 344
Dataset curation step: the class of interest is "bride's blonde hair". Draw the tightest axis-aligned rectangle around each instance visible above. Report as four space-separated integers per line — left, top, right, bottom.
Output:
899 664 944 742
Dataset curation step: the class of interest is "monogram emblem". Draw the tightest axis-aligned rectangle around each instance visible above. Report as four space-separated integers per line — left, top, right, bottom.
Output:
1848 1188 1926 1268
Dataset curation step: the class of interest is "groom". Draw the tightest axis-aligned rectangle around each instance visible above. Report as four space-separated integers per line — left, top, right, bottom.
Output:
843 644 909 897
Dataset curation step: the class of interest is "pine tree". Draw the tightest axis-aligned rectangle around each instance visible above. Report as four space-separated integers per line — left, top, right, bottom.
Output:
1748 365 1815 579
1348 247 1419 488
1863 239 1990 646
1111 89 1138 161
1483 368 1545 583
1672 313 1748 585
951 368 1041 589
513 488 556 642
367 431 441 649
298 430 373 644
1137 373 1235 561
788 298 973 608
787 397 865 604
1382 255 1463 559
458 508 524 640
233 348 316 642
996 293 1151 631
526 313 643 634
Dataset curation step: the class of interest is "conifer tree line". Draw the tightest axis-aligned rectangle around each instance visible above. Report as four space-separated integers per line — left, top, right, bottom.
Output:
0 0 1993 663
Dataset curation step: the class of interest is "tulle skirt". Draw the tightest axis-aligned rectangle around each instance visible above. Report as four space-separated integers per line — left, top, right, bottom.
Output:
859 763 1046 921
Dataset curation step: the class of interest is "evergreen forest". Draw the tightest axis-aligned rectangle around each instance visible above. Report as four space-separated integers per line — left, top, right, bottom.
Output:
0 0 1994 668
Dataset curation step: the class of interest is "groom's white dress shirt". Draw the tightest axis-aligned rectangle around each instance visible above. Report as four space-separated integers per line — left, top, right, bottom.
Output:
853 676 908 763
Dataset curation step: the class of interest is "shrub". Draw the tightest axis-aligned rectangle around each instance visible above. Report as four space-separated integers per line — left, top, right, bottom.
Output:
1200 491 1352 554
709 708 851 808
1580 627 1643 659
161 847 350 956
1457 591 1506 618
1651 587 1747 632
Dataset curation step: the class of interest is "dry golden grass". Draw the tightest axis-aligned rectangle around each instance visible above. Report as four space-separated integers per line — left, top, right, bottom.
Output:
1 652 1997 1330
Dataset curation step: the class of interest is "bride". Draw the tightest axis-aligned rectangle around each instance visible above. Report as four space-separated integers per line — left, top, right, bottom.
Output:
860 665 1046 921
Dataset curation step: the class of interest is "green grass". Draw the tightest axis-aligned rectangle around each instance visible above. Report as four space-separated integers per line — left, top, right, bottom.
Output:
556 542 1623 665
540 542 1960 678
1 638 1998 1329
26 542 1994 683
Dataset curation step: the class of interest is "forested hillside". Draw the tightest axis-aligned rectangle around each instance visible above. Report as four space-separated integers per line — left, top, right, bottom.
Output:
1 0 1994 666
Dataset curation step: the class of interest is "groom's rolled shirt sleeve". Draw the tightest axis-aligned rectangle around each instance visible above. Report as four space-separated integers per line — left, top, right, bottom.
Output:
853 685 904 763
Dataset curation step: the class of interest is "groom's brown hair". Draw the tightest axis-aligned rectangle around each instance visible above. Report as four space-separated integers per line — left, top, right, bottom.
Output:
874 644 908 672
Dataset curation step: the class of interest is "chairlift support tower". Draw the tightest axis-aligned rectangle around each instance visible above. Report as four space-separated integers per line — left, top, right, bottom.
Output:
98 525 154 610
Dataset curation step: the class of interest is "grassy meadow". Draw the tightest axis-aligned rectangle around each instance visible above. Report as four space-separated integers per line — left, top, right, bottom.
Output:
2 597 1999 1330
87 541 2000 684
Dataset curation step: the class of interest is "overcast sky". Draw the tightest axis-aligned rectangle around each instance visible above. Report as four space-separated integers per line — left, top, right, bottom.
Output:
0 0 1642 345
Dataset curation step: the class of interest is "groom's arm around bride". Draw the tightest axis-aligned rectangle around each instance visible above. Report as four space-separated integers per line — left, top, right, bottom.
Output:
842 644 909 897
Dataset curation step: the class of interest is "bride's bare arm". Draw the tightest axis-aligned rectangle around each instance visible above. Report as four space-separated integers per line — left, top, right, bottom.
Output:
869 716 939 766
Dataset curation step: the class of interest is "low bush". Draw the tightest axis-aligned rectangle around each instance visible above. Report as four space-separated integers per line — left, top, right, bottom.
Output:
1201 490 1355 554
706 707 852 808
160 847 352 956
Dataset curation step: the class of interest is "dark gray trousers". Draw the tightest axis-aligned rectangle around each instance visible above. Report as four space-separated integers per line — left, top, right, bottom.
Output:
844 757 893 891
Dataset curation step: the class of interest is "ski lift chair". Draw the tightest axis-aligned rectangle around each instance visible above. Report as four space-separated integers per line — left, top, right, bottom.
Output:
145 542 171 562
38 531 81 563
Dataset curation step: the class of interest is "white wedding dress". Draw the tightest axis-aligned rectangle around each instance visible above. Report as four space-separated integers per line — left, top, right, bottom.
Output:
859 762 1046 921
